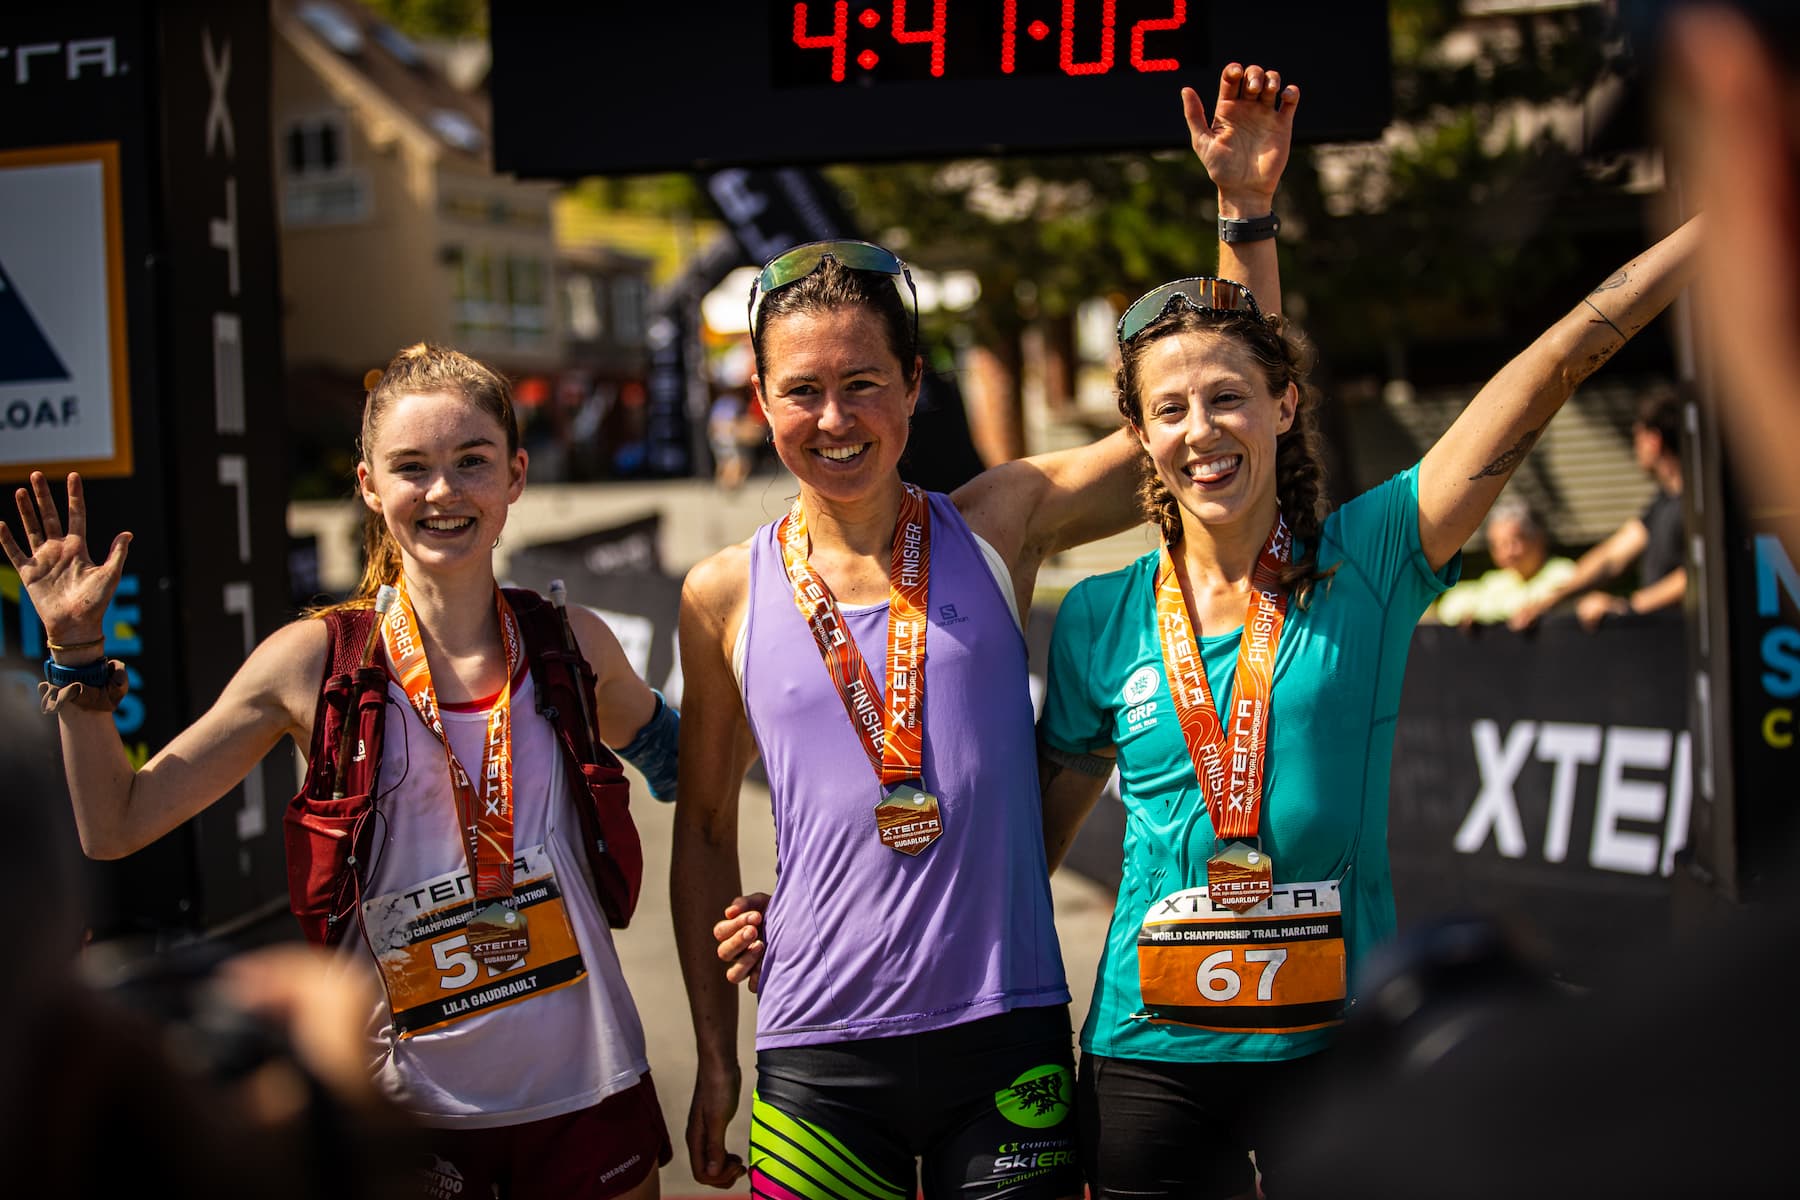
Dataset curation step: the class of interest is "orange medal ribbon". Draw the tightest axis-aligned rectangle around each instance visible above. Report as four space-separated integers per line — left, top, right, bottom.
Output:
383 584 522 906
779 485 940 854
1155 517 1292 909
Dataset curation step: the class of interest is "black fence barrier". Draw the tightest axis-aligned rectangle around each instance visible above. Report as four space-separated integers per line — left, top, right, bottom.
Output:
1390 613 1689 978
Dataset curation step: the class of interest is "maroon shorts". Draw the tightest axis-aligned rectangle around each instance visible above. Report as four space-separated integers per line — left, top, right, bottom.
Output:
415 1072 672 1200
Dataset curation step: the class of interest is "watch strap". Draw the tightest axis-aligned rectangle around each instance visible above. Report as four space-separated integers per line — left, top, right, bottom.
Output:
1218 211 1281 244
45 657 111 689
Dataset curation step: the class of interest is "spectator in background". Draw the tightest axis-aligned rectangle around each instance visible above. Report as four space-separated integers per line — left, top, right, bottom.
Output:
1430 498 1576 626
1508 391 1687 630
706 390 755 490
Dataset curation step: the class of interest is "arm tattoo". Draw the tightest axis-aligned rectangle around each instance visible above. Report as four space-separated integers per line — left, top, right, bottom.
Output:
1468 423 1546 481
1591 269 1628 292
1583 297 1626 340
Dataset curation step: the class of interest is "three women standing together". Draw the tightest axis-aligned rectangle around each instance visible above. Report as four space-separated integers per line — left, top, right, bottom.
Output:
5 58 1698 1200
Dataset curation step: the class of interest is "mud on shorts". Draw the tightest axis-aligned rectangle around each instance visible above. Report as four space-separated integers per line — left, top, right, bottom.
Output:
750 1004 1081 1200
414 1071 672 1199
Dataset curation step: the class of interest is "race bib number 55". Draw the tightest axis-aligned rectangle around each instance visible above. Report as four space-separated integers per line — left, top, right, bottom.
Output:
1137 880 1346 1035
363 845 587 1038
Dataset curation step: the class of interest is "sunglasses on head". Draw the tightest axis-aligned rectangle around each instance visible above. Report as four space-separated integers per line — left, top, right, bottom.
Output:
747 239 919 340
1117 277 1264 346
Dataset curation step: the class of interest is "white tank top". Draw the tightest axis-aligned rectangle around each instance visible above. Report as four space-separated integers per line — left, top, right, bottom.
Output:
335 661 648 1128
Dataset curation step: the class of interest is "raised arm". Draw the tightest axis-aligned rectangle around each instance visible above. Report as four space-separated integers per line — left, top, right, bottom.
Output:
2 472 320 859
1417 217 1702 571
670 549 759 1189
954 62 1300 606
1187 61 1300 313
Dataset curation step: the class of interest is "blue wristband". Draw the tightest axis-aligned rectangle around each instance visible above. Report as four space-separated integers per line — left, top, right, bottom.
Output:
45 658 110 689
616 689 679 803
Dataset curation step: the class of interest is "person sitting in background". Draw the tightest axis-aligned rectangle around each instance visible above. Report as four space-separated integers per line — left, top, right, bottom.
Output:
1431 498 1576 626
1509 391 1687 630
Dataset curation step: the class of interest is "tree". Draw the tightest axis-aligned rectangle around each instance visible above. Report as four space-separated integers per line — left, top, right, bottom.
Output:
361 0 486 40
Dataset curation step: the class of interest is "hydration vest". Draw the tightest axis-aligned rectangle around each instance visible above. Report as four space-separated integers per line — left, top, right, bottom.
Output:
283 587 644 946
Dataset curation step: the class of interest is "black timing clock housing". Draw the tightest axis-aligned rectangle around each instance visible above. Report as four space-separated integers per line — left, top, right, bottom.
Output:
491 1 1392 177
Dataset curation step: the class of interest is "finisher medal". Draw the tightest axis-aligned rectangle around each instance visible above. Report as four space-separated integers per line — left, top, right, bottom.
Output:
780 486 945 856
1206 840 1274 913
876 783 943 856
466 901 531 969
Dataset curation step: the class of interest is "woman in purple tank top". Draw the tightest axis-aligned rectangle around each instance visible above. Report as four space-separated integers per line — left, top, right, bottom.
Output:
671 64 1302 1200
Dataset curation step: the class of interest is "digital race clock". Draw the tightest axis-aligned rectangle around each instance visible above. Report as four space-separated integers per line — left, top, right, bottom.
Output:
776 1 1211 85
491 2 1391 178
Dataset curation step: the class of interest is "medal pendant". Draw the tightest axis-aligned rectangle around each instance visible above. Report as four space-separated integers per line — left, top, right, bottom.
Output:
875 783 942 856
1206 841 1274 913
466 901 531 969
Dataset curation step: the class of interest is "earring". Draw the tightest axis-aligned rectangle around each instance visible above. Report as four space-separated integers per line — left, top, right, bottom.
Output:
492 534 502 549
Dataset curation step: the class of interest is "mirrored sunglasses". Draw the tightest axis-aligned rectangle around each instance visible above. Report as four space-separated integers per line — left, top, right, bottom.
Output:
747 239 918 338
1117 277 1263 345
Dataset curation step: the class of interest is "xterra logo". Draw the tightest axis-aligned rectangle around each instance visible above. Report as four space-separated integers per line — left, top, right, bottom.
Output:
1453 719 1690 876
1 39 123 85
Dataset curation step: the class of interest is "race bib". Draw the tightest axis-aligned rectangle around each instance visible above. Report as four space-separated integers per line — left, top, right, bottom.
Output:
1136 880 1346 1035
363 844 588 1038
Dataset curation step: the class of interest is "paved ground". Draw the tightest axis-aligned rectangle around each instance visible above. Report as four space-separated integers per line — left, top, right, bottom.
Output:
619 769 1118 1197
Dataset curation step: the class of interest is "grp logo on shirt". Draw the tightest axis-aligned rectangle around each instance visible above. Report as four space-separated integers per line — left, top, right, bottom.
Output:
1121 665 1161 734
1122 665 1159 705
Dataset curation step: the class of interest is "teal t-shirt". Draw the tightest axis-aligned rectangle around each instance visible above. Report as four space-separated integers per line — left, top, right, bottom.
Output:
1041 465 1457 1063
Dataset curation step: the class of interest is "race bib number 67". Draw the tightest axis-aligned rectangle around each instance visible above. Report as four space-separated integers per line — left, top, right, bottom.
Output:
1136 880 1346 1035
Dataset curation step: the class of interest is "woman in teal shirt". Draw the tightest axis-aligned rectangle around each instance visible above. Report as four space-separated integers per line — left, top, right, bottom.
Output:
1036 217 1701 1198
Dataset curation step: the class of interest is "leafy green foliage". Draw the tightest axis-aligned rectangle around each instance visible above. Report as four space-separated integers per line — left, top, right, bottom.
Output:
361 0 486 39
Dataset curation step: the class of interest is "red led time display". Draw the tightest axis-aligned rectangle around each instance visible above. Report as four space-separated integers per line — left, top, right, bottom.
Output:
490 3 1393 177
774 1 1193 85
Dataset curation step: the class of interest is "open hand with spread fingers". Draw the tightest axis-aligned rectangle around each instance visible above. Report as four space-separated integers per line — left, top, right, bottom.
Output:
1184 60 1301 217
0 471 132 650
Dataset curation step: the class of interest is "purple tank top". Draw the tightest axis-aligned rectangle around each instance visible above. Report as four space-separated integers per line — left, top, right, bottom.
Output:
743 491 1069 1048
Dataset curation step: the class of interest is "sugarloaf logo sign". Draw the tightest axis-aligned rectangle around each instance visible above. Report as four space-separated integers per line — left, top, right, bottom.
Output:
0 260 71 385
0 143 132 476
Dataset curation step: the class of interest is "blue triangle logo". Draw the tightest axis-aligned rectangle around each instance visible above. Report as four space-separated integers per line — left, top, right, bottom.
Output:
0 258 72 385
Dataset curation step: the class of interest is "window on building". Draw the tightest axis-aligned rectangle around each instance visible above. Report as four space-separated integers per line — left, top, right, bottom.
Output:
565 273 603 341
281 113 369 226
452 248 504 342
507 255 548 345
610 275 646 344
285 115 347 178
